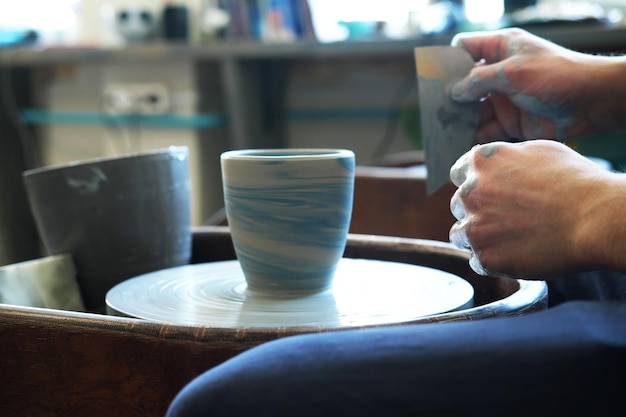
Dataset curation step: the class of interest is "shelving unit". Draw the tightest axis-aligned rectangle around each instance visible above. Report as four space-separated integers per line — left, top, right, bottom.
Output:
2 23 626 149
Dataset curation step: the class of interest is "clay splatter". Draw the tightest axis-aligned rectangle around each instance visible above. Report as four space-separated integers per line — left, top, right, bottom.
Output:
418 75 479 193
67 167 108 194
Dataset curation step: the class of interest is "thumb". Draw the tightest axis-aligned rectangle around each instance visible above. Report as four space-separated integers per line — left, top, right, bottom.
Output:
450 63 513 103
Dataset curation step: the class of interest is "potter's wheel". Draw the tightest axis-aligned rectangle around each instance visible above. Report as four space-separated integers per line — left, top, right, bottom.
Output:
105 258 474 328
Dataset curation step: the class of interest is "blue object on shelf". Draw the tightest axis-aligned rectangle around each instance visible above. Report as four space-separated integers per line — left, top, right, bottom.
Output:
21 110 227 129
0 30 38 48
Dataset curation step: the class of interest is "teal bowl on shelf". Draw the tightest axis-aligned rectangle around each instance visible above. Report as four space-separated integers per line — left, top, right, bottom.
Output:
338 21 379 40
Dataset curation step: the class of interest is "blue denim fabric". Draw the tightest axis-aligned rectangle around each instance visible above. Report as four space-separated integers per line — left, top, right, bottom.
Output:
166 299 626 417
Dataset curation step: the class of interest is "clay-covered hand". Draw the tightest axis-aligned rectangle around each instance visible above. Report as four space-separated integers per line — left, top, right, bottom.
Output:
450 28 626 142
449 140 626 279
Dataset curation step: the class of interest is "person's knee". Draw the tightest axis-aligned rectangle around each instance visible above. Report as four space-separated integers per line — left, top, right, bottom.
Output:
166 363 258 417
166 336 322 417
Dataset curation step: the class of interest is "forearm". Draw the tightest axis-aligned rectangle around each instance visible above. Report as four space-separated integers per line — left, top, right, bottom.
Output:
574 171 626 273
580 54 626 135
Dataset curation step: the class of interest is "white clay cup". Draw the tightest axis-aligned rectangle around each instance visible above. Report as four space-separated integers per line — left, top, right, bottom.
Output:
221 148 355 294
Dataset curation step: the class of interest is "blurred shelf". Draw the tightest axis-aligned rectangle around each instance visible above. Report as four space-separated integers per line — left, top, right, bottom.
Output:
1 23 626 66
21 107 402 127
21 110 228 129
0 39 432 66
4 22 626 151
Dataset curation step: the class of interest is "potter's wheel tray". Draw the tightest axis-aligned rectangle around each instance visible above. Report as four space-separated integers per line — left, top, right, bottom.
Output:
105 258 474 328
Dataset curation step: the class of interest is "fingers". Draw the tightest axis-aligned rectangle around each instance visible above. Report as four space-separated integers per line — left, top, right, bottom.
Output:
449 218 471 250
450 30 486 49
450 175 477 219
451 29 530 103
450 189 466 220
451 28 529 62
469 251 490 276
449 151 471 187
449 146 478 254
451 30 500 61
449 220 490 276
448 143 505 276
450 63 512 103
449 142 501 187
473 99 516 144
449 147 478 224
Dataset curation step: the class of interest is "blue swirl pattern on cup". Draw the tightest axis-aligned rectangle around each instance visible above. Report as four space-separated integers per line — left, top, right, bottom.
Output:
221 149 355 293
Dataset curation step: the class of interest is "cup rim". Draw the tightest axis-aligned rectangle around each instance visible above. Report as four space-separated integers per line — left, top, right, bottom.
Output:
221 148 354 161
22 146 188 178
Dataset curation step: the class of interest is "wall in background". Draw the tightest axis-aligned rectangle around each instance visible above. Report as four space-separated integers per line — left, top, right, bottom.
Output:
32 58 231 226
34 54 420 225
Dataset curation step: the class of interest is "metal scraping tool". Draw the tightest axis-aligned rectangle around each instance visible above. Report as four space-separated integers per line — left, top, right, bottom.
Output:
414 46 480 194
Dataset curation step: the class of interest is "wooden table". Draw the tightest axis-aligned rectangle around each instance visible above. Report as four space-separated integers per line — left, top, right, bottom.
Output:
0 226 547 417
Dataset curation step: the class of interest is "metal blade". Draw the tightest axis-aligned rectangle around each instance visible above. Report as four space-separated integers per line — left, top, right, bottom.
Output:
414 46 479 194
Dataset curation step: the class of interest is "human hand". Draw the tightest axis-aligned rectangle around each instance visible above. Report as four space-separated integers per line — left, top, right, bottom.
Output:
449 140 626 279
450 28 626 142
